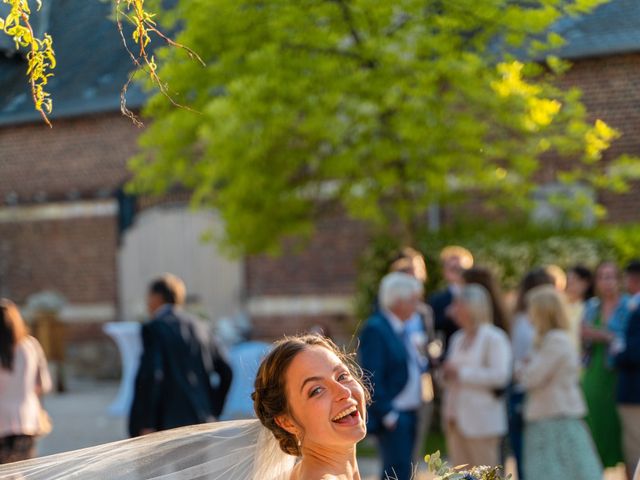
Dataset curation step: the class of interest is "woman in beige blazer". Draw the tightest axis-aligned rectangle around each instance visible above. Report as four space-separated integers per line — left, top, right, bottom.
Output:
518 285 602 480
442 284 512 468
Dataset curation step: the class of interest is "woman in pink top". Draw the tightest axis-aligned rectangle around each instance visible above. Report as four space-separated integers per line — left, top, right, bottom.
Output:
0 299 52 464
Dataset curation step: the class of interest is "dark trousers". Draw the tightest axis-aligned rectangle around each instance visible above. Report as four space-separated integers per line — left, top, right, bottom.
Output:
508 389 526 480
377 411 417 480
0 435 36 464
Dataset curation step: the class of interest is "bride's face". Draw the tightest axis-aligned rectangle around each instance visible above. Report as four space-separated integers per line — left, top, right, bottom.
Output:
282 345 366 451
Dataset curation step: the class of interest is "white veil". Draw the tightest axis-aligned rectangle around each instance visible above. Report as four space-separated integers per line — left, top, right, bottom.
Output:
0 419 296 480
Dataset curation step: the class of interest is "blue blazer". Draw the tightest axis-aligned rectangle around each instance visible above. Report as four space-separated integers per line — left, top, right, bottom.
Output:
428 287 458 352
615 307 640 404
129 307 233 437
358 312 409 434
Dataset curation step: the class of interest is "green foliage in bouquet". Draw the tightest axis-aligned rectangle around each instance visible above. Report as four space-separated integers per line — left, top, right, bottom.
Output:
425 451 511 480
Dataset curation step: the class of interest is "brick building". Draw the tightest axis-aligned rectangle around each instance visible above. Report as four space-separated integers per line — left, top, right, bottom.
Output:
0 0 639 370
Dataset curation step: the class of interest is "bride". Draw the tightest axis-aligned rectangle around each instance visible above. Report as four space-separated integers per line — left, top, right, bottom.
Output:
0 334 370 480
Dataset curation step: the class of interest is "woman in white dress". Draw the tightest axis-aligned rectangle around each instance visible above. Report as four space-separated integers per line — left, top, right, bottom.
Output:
0 334 369 479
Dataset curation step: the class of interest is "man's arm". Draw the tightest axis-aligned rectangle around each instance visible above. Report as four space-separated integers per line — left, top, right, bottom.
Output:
129 323 164 436
358 324 395 424
209 339 233 418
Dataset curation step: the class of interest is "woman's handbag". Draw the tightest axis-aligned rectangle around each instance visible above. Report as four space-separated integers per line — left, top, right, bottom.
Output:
37 403 53 437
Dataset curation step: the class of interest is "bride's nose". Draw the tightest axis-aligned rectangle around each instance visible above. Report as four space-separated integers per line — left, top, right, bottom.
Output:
331 380 351 400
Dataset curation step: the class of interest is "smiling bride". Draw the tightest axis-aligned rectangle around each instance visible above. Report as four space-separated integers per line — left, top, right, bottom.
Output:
0 334 371 480
253 334 370 480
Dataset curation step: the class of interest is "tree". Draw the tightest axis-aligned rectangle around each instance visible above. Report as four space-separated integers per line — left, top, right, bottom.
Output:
0 0 193 126
125 0 636 254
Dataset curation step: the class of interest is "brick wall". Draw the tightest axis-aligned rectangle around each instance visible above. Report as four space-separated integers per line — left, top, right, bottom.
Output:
246 215 370 297
559 53 640 223
0 215 118 306
0 113 137 203
246 215 370 339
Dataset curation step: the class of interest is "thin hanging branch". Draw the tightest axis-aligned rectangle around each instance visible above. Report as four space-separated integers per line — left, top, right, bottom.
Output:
115 0 205 127
0 0 56 127
0 0 205 127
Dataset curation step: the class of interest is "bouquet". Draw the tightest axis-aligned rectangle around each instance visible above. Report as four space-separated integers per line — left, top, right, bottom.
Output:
425 451 511 480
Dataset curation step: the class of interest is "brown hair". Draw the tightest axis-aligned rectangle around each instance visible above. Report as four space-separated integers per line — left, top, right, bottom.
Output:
515 268 554 314
0 299 29 371
252 334 370 456
149 273 186 305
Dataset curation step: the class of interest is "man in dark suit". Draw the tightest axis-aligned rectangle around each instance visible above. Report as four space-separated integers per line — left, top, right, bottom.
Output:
129 274 233 437
359 272 424 480
615 260 640 478
428 245 473 355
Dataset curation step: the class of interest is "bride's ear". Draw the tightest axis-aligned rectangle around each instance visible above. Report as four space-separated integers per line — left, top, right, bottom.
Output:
275 414 298 436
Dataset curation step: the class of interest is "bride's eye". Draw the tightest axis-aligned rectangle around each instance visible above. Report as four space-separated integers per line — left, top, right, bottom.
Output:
309 386 323 397
337 372 350 382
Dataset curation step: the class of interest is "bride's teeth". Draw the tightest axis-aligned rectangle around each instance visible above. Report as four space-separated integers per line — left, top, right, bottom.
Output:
332 406 357 421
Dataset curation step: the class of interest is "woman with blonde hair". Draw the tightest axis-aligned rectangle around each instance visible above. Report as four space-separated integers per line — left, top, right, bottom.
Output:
518 286 602 480
442 284 512 468
0 299 52 463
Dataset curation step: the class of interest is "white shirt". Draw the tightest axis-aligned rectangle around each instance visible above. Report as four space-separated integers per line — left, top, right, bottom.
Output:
511 313 536 393
382 310 423 423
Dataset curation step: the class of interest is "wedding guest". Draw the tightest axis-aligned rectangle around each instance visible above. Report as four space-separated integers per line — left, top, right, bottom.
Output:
462 267 509 333
518 285 602 480
0 299 52 464
614 260 640 478
442 284 511 468
389 247 434 342
545 264 567 292
582 261 627 469
359 272 424 480
129 274 233 437
565 265 594 352
428 246 474 355
389 247 435 464
507 268 554 480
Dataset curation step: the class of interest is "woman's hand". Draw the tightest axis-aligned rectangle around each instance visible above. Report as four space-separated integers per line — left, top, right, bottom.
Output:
582 325 615 344
442 362 459 382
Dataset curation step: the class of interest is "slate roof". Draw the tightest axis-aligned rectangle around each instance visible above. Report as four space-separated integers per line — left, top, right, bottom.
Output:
550 0 640 60
0 0 145 126
0 0 639 127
